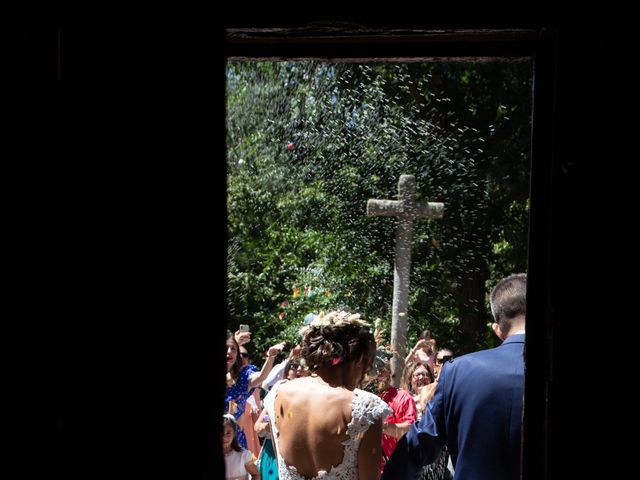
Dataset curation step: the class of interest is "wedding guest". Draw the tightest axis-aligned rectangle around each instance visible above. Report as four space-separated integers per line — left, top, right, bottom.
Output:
226 330 284 448
223 414 260 480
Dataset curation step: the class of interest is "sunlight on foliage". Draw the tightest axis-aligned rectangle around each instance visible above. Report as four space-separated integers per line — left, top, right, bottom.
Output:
227 61 532 355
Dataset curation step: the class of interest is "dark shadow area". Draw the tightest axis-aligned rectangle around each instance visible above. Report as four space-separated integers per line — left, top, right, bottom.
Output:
4 5 637 479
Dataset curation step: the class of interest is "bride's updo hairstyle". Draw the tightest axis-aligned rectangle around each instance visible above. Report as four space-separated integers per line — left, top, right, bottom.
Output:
300 310 376 372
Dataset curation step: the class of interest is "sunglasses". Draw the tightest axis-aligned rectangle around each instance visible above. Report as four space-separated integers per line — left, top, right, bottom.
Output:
436 355 452 364
240 353 249 358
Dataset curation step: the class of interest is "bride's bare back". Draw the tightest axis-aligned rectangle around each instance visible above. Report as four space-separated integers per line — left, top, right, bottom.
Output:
275 377 352 474
269 376 388 480
265 309 391 479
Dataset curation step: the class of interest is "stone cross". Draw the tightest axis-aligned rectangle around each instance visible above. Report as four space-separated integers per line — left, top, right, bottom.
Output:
367 175 444 387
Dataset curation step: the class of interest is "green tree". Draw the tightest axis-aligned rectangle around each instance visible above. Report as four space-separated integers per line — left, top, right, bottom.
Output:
226 61 531 356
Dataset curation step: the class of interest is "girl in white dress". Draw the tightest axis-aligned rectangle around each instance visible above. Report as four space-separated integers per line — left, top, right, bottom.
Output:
264 310 392 480
223 414 260 480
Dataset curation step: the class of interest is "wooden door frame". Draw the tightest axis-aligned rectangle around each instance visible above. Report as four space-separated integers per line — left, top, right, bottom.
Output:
224 25 557 480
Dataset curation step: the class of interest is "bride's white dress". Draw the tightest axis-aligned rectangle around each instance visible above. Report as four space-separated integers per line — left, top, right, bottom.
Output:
264 380 392 480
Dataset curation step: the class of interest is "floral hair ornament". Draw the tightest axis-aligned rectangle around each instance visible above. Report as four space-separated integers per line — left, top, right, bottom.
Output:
331 356 343 366
299 309 372 336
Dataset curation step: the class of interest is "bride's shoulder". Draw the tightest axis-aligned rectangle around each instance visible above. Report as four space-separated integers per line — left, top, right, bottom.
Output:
352 389 393 421
276 376 335 395
353 388 383 404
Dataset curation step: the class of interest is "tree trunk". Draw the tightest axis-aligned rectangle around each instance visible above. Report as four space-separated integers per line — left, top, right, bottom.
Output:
455 261 490 354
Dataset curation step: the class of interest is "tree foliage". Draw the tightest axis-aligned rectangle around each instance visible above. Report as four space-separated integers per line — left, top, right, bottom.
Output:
226 61 532 356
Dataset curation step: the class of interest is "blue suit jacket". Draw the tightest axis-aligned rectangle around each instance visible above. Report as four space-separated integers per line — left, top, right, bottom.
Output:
382 334 525 480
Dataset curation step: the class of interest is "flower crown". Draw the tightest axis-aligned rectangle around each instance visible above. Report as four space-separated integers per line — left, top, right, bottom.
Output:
300 310 371 336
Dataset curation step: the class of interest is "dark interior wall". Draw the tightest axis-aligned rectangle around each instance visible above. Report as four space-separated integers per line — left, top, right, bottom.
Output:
5 7 228 479
5 6 637 479
543 19 637 478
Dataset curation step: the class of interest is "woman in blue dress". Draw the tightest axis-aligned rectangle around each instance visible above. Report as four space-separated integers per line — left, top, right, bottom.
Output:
225 330 284 448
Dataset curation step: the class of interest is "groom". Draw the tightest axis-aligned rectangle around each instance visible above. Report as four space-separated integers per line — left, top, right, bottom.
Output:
382 273 527 480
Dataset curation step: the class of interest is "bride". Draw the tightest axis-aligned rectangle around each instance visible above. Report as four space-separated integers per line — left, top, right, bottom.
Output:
263 310 392 480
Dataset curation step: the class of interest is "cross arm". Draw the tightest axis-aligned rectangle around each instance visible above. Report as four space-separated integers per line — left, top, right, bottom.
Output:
366 199 402 217
414 201 445 219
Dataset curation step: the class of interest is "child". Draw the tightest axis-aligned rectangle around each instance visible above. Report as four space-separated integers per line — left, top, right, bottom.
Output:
223 414 261 480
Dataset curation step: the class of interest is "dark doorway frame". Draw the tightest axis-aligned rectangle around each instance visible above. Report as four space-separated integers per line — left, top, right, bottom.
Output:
224 25 556 480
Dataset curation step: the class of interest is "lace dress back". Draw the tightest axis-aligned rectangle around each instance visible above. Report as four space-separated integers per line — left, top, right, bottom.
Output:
264 380 392 480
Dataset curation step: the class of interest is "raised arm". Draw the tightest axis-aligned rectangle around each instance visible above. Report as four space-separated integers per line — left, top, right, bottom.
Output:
404 339 428 365
262 345 300 390
248 342 285 389
253 407 271 438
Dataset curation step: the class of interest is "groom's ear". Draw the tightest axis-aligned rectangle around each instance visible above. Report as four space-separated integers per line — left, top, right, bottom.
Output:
492 322 505 340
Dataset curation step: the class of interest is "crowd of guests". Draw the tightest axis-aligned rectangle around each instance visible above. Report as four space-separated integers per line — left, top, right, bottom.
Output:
223 273 526 480
224 327 312 479
223 318 454 480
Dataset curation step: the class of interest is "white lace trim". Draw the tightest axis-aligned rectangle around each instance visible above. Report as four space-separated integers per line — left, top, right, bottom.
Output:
265 382 392 480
